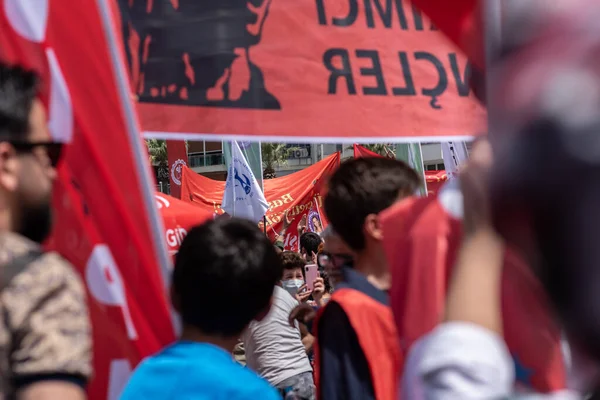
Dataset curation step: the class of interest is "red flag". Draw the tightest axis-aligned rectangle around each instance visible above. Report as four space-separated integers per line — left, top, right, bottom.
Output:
381 181 567 392
0 1 175 399
166 140 188 199
156 192 213 255
353 144 383 159
411 0 484 69
424 170 448 196
181 153 341 251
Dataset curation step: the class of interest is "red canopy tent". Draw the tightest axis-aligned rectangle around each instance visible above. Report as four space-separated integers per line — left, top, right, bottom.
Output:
155 192 213 255
353 144 448 195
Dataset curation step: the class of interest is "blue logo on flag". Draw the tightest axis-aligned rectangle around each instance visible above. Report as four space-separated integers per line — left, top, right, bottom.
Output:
234 168 252 195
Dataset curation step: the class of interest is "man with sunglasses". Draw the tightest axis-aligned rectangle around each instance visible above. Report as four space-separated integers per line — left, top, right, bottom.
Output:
313 157 420 400
0 64 91 399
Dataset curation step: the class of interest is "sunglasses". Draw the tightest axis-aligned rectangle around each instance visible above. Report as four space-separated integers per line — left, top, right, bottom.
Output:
11 141 64 168
317 251 353 269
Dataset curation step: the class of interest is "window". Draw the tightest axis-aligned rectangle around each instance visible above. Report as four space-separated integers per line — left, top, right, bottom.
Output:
425 163 445 171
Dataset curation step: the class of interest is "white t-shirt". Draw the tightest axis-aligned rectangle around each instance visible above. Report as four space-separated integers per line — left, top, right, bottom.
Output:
402 322 582 399
242 286 313 387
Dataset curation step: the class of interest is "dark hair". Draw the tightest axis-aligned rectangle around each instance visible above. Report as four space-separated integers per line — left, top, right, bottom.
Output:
300 232 321 255
324 157 420 251
0 64 39 140
279 251 306 278
321 270 333 293
172 217 282 336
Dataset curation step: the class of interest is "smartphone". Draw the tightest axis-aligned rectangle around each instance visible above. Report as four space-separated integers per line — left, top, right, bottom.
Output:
304 264 318 291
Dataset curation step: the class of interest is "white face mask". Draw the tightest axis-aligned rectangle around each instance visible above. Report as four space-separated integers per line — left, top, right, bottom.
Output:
281 279 304 296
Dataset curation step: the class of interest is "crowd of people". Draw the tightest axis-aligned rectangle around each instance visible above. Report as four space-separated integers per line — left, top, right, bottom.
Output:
2 43 600 399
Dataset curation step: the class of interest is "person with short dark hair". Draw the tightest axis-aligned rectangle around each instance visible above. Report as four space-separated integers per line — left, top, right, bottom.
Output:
313 157 420 400
242 250 316 400
299 232 322 263
121 218 281 400
0 63 92 400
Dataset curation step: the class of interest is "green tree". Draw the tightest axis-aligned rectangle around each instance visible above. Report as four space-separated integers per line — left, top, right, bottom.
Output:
261 143 293 179
146 139 168 167
146 139 169 184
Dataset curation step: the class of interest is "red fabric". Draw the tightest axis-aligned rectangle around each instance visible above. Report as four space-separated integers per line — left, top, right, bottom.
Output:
313 288 401 400
0 3 174 399
380 189 567 392
181 153 341 251
411 0 484 69
353 144 384 159
156 192 213 255
166 141 188 199
424 170 448 195
354 145 448 195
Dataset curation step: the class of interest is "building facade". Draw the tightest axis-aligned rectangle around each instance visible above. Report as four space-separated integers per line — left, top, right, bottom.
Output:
187 142 447 180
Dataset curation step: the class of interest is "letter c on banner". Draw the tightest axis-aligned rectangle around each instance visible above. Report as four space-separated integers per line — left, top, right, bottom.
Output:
415 52 448 110
86 244 138 340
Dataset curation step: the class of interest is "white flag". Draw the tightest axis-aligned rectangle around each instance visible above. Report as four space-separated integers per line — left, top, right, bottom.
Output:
221 141 269 223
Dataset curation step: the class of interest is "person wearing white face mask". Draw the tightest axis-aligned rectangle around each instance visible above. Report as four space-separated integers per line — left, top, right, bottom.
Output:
242 251 316 399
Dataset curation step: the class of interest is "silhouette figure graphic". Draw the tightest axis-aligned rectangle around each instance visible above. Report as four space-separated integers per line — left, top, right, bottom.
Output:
234 168 252 195
120 0 280 109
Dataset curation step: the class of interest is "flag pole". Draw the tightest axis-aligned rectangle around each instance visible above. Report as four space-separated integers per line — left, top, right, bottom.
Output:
263 215 267 236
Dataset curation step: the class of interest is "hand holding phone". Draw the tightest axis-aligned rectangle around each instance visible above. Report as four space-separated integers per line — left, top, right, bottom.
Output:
304 264 318 291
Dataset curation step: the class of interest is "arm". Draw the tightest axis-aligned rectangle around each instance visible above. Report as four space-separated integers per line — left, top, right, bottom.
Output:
299 322 314 354
445 138 503 334
318 303 375 400
274 210 293 248
17 381 86 400
403 139 513 399
4 254 92 400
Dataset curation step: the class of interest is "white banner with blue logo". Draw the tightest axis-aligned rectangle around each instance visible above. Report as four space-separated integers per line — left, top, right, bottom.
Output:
222 141 269 223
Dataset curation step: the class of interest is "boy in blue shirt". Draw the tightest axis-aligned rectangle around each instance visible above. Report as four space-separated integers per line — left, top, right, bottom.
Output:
121 218 283 399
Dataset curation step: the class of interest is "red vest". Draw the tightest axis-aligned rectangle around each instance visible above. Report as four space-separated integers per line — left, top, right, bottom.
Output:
314 288 401 400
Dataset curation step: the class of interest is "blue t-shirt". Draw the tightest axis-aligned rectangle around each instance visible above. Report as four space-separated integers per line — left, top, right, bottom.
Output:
121 341 281 400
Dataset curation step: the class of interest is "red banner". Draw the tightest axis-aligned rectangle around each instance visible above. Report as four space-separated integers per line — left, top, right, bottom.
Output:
118 0 485 141
380 182 566 392
181 153 340 250
166 140 188 199
424 170 447 195
156 191 213 255
0 1 174 399
353 144 448 195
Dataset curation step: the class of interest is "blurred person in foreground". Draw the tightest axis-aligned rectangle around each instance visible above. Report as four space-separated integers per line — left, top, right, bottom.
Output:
314 157 420 400
242 251 316 400
402 140 587 399
121 218 281 399
0 63 92 399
